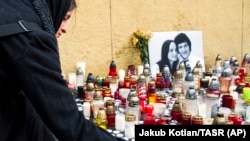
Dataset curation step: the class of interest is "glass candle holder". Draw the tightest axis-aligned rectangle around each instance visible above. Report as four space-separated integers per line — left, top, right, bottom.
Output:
243 87 250 103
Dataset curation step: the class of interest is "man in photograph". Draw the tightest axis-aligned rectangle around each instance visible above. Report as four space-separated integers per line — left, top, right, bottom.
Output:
174 32 202 72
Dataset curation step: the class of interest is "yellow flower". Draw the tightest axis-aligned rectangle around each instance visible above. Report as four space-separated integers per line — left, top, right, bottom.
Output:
131 36 138 47
131 28 152 64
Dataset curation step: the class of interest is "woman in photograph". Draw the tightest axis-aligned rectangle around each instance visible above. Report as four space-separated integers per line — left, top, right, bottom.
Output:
151 39 179 78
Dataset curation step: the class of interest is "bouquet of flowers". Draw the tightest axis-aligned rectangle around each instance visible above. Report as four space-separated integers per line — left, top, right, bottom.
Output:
131 28 152 64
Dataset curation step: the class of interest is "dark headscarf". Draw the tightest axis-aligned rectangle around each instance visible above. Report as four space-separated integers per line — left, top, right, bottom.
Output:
33 0 71 34
45 0 71 32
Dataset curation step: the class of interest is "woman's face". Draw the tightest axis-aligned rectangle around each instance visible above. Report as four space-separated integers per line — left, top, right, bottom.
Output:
168 42 178 62
56 9 74 38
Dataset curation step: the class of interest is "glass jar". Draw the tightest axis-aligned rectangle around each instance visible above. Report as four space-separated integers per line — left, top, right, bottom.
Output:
155 73 163 90
147 85 157 104
229 68 241 92
105 99 115 107
124 114 136 139
213 112 226 125
219 67 232 93
170 101 182 122
91 89 104 119
185 86 198 117
161 65 172 90
103 87 112 102
206 78 221 98
126 90 140 124
115 111 125 132
240 53 249 75
195 60 204 77
106 105 116 127
172 69 185 94
82 98 92 119
108 60 118 78
85 83 95 100
127 64 136 78
183 72 195 96
136 74 147 96
178 62 186 81
109 78 118 97
221 93 234 109
192 115 203 125
95 107 107 129
181 112 192 125
143 104 156 125
76 66 84 87
192 67 201 92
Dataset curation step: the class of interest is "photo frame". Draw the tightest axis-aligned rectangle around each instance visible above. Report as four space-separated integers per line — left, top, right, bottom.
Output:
148 31 205 78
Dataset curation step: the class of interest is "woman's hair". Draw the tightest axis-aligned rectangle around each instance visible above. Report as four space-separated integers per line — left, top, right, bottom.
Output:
157 40 179 74
69 0 77 11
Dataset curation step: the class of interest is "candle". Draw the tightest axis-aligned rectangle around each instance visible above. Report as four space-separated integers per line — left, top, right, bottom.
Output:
82 99 91 119
137 65 144 75
118 69 125 81
115 113 125 132
243 87 250 103
76 61 86 75
68 72 76 87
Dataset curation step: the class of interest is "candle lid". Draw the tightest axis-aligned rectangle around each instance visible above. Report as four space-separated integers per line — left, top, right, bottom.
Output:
125 114 136 121
185 72 194 81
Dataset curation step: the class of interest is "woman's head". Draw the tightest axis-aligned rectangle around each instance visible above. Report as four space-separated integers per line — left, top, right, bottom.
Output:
158 40 179 73
55 0 77 38
69 0 77 11
161 40 178 62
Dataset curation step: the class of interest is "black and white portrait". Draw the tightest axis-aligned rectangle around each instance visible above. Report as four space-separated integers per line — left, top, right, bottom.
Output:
148 31 205 79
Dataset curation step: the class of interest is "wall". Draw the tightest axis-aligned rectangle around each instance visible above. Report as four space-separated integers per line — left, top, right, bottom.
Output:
58 0 250 80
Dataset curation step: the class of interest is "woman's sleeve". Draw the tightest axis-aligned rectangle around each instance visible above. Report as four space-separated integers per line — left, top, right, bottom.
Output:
13 32 123 141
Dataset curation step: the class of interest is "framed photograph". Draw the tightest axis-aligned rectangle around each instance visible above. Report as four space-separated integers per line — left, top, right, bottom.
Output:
148 31 205 78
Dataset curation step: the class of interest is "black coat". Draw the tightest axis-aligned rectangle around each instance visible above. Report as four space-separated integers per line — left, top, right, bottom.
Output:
0 0 123 141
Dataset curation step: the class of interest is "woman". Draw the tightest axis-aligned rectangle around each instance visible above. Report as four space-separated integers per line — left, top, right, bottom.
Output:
152 40 179 78
56 0 77 38
0 0 123 141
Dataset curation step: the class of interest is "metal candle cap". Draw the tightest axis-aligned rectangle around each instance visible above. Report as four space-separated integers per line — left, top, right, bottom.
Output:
192 67 200 75
195 60 203 68
230 56 236 64
185 86 197 99
178 62 185 70
162 65 170 74
215 54 222 61
174 69 183 78
185 72 194 81
223 60 230 69
97 107 107 119
93 89 103 100
125 114 136 122
137 74 146 82
221 67 232 77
